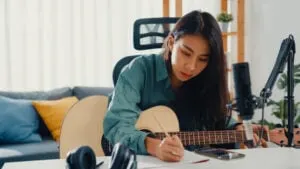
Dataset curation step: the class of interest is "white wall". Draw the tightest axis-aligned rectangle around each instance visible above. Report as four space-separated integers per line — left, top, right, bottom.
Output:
181 0 220 16
245 0 300 123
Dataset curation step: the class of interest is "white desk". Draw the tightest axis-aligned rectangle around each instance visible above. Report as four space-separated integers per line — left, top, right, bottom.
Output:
3 147 300 169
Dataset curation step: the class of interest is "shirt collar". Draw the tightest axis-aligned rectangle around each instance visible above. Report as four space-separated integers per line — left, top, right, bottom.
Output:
155 54 169 82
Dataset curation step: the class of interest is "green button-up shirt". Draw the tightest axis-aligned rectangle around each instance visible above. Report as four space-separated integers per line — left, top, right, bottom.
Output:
103 54 236 155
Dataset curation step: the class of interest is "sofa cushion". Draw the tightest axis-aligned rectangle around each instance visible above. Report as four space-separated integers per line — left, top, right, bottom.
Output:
0 87 73 138
0 139 59 162
0 87 73 100
32 97 79 141
73 86 113 99
0 96 42 144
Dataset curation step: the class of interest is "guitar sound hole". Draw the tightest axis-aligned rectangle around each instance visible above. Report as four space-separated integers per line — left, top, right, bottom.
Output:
140 129 151 133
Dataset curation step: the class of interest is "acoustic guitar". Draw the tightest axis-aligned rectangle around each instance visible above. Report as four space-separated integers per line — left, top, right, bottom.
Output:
101 105 300 154
101 106 255 154
60 96 299 158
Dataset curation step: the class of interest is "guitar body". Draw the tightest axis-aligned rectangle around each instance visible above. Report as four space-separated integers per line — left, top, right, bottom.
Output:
60 95 108 158
101 106 180 155
135 106 179 133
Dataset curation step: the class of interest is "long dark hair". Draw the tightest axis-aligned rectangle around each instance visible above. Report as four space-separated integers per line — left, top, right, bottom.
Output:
162 10 229 130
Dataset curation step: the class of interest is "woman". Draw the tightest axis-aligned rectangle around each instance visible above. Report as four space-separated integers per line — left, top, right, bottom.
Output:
104 10 264 162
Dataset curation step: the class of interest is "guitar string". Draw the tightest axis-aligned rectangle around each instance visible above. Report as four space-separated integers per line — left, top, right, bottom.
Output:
155 134 246 141
154 132 298 145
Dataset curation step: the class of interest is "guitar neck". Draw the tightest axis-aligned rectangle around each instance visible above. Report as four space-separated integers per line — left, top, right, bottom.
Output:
155 130 247 146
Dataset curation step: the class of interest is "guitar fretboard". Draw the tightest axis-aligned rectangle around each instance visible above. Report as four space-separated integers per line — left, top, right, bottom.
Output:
155 130 247 146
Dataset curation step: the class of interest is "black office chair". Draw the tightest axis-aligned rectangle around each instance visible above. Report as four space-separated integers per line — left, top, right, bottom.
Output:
102 17 179 156
112 17 179 86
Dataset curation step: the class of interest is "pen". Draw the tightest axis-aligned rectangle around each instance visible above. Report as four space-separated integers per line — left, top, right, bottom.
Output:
96 161 104 168
153 113 179 156
153 113 170 138
192 159 210 164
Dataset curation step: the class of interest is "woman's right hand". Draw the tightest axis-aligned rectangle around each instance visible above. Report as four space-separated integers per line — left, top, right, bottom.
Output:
155 135 184 162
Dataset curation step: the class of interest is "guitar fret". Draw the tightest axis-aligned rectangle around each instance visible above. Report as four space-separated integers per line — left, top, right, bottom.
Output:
188 132 191 145
214 131 217 144
198 131 200 145
193 131 195 145
242 131 244 142
227 131 230 143
155 130 247 147
220 131 223 144
157 133 161 140
185 132 188 146
234 131 237 143
182 132 185 145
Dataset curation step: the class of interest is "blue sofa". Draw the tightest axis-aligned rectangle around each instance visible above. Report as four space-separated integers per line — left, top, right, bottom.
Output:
0 86 113 166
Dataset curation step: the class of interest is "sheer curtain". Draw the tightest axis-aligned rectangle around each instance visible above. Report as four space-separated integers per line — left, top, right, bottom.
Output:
0 0 162 91
0 0 222 91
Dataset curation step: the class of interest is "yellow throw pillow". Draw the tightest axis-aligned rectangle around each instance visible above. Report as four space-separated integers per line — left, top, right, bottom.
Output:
32 97 78 141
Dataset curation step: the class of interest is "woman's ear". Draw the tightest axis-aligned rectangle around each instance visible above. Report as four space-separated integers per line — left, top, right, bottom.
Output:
167 36 174 51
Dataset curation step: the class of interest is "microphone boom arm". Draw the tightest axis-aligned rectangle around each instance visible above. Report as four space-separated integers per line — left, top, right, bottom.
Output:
260 35 296 99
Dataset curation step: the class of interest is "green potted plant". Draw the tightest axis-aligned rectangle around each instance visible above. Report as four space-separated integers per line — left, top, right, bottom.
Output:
216 12 233 32
267 63 300 128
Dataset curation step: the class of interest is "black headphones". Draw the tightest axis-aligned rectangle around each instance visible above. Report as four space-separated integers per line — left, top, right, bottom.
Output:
66 146 97 169
108 143 137 169
66 143 137 169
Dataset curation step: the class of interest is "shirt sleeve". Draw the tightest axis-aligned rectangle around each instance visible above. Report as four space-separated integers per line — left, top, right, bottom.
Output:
103 58 150 155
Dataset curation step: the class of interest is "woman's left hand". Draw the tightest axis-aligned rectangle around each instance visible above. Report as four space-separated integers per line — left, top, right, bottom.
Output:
235 124 269 148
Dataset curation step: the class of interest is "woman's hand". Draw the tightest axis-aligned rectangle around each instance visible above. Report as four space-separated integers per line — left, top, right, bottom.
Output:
156 135 184 162
145 135 184 162
235 124 269 148
252 124 269 147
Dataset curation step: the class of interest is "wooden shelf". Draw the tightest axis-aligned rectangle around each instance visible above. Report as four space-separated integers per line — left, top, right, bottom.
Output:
222 32 237 36
221 0 244 63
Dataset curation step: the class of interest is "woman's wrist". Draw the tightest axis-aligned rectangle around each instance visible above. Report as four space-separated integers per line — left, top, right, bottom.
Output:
145 137 161 157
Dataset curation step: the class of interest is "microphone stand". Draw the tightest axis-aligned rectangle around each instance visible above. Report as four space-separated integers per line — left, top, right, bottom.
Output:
286 49 295 147
260 35 296 147
228 35 296 147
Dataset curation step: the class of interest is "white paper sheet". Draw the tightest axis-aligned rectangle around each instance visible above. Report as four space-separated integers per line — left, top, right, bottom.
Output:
137 150 209 169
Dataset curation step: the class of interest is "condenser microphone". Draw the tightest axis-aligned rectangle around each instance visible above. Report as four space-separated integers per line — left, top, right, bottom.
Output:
232 62 255 120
